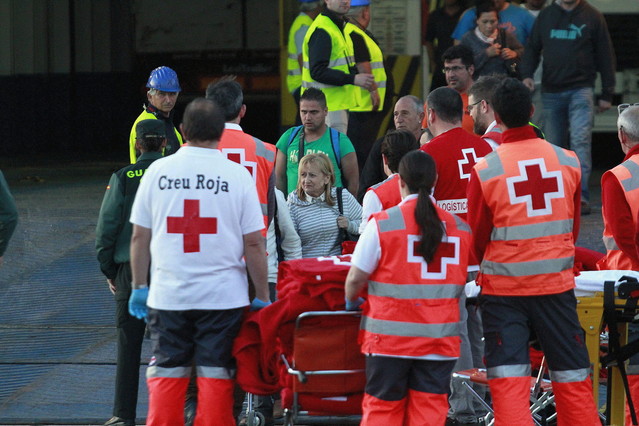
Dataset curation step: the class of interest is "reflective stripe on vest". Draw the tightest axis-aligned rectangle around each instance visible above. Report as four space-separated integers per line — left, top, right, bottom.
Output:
196 366 235 380
549 368 589 383
368 280 463 300
487 364 531 379
287 13 313 93
621 160 639 191
147 365 191 379
552 144 580 168
478 152 505 182
301 14 359 111
254 137 276 162
344 23 387 112
377 205 406 233
481 256 574 277
491 219 573 241
361 315 460 339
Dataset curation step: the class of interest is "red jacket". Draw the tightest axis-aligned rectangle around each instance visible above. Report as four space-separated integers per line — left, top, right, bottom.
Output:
598 144 639 270
421 127 492 221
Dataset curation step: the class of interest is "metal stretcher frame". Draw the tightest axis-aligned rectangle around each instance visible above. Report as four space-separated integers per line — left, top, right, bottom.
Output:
577 293 627 425
452 360 556 426
280 310 365 426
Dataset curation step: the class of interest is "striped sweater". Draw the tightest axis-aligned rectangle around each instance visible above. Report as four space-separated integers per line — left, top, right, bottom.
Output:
287 187 362 258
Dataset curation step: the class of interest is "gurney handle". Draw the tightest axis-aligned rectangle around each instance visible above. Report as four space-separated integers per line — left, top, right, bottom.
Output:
280 354 364 384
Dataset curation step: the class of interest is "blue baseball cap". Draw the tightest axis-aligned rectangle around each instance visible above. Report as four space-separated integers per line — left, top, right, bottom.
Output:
350 0 370 5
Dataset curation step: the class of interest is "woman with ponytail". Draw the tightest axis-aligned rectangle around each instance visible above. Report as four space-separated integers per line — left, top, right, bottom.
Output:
345 150 473 425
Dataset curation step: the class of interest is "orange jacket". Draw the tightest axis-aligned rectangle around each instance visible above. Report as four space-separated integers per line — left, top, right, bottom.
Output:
218 127 276 233
361 197 471 358
469 128 580 296
598 152 639 270
367 174 402 211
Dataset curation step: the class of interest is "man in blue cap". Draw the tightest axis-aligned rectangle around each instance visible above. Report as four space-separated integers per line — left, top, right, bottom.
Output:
129 66 183 163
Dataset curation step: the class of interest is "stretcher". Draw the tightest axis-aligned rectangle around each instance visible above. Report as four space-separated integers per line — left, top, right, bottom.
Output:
280 310 365 425
457 270 639 426
233 255 364 425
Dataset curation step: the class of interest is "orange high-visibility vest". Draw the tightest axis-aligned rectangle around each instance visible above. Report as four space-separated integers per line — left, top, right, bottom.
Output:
367 174 401 211
361 197 471 358
218 128 276 233
474 138 580 296
599 154 639 270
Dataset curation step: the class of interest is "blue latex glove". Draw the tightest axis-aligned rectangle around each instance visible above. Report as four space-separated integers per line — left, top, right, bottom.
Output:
128 287 149 320
345 297 364 311
250 298 271 311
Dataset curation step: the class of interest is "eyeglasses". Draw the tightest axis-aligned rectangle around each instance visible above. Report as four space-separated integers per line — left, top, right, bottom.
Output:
442 65 468 74
618 103 639 115
466 99 483 114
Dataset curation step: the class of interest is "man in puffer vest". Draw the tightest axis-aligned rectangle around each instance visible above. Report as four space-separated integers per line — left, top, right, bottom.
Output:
467 78 600 426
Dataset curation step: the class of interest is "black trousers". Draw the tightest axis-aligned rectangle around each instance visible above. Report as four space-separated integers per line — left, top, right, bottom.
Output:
365 355 456 401
480 290 590 371
113 263 146 420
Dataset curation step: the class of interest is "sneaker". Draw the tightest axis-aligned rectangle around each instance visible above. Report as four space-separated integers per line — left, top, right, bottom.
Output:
103 417 135 426
581 201 592 216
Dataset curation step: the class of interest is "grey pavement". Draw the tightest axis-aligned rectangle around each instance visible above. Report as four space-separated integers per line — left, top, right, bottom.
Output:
0 160 608 425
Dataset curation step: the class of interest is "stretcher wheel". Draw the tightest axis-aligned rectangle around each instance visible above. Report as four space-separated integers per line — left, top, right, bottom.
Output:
283 410 294 426
245 410 265 426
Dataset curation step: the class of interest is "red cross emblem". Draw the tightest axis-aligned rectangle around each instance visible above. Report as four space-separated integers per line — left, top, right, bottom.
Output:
222 148 257 182
407 234 460 279
506 159 564 216
167 199 218 253
458 148 480 180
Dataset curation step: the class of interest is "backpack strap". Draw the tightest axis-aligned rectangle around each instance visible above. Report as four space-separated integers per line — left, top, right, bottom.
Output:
337 186 344 215
330 127 341 168
286 125 305 163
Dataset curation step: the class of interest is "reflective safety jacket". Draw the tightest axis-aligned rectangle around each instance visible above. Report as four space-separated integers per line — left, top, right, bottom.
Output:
599 153 639 270
218 127 276 233
361 197 471 358
344 23 387 112
471 135 580 296
367 174 401 211
129 107 183 164
302 14 359 111
287 13 314 94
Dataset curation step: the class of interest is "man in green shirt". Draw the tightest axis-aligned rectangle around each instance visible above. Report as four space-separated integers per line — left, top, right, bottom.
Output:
275 87 359 196
96 119 166 426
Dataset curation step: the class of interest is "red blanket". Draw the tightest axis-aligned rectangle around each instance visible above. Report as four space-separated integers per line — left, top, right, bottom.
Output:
233 255 354 395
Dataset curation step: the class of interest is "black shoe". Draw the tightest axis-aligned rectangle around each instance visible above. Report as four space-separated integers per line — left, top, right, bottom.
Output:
581 201 592 215
104 417 135 426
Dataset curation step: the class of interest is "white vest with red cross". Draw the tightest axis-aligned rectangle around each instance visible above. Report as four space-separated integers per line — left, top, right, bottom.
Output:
361 197 471 359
